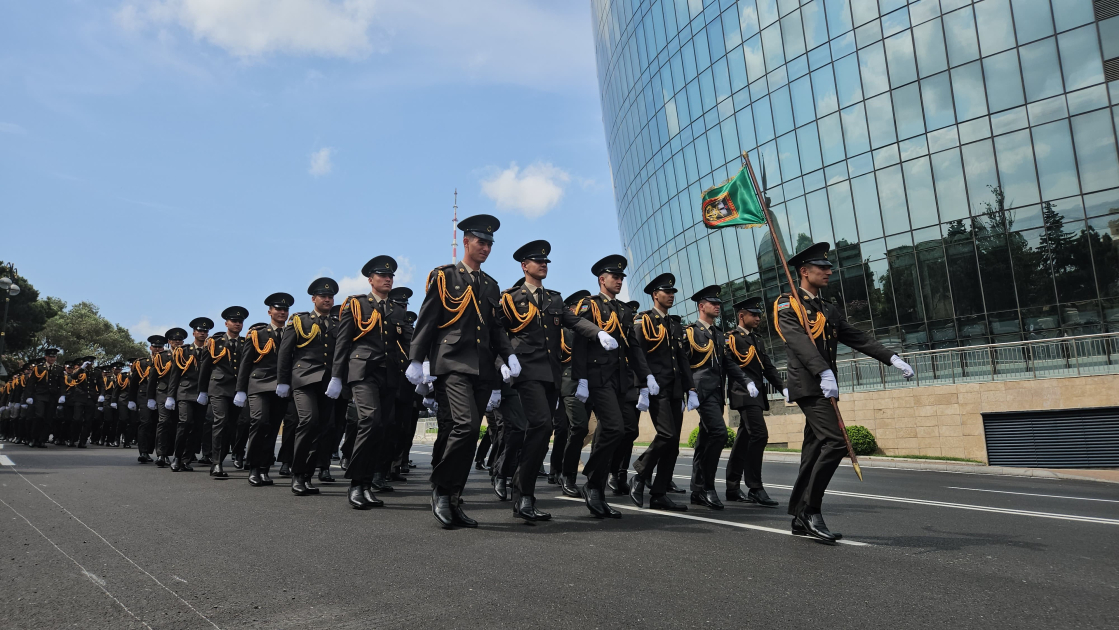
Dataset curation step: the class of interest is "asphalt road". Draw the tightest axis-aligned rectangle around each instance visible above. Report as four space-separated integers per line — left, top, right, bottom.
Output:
1 440 1117 630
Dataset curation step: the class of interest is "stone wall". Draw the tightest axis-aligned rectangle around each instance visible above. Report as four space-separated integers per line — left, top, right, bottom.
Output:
639 373 1119 463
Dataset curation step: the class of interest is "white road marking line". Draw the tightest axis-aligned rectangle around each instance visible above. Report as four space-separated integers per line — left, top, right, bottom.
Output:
0 497 153 630
171 575 188 584
946 486 1119 504
1 467 223 629
0 455 14 466
762 483 1119 526
553 496 868 546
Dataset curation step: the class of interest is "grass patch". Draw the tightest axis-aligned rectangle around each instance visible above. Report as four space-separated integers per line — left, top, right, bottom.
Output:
764 447 801 453
873 453 985 464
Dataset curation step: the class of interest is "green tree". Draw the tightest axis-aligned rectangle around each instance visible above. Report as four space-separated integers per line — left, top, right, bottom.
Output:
34 301 148 364
0 261 63 356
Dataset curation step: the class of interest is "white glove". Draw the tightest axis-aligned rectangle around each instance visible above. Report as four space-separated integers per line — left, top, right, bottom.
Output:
782 388 789 403
25 397 33 405
422 360 436 384
196 392 209 406
146 398 156 410
97 395 105 403
486 389 501 411
414 382 433 396
422 397 436 409
636 388 649 412
574 379 589 403
82 361 91 369
405 360 425 385
747 381 759 398
819 369 839 399
890 355 915 380
506 354 522 378
597 330 618 350
59 395 66 404
233 391 247 407
275 384 291 398
325 377 342 399
645 374 660 396
110 402 117 409
165 397 176 410
500 363 513 383
23 404 29 410
686 390 700 411
128 401 137 411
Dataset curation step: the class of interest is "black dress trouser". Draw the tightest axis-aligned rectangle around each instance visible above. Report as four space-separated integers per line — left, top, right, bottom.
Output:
155 394 178 457
429 373 490 495
347 375 396 483
549 400 568 475
690 395 727 492
560 396 591 479
494 389 526 480
787 395 846 516
510 380 556 502
580 384 626 491
245 392 286 469
175 400 205 460
210 395 239 461
136 405 155 454
611 394 640 476
633 392 684 496
292 384 334 476
726 405 768 490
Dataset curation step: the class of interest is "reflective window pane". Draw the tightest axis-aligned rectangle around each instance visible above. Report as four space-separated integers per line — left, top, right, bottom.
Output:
790 75 816 127
994 130 1041 208
976 230 1019 312
982 50 1025 113
932 148 971 222
1050 0 1095 33
876 165 911 234
762 23 785 72
801 1 829 50
736 105 757 151
754 95 776 143
818 111 847 164
777 131 802 179
841 103 871 156
904 156 940 228
824 0 854 38
744 34 766 81
962 139 999 216
859 42 890 97
884 31 918 87
893 83 926 140
920 73 955 131
782 12 806 60
1010 227 1057 306
1070 110 1119 193
917 244 955 320
811 64 839 115
1010 0 1053 44
950 61 989 121
1018 38 1063 103
946 236 985 316
850 0 879 27
852 172 885 239
1057 25 1104 92
834 52 864 107
973 0 1016 56
1087 215 1119 297
943 8 980 67
828 180 860 244
1031 120 1080 201
806 187 835 243
797 122 824 172
865 92 898 148
771 85 795 135
888 250 926 323
912 18 948 78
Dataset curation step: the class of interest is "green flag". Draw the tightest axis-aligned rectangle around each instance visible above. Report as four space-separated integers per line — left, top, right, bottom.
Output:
700 162 767 229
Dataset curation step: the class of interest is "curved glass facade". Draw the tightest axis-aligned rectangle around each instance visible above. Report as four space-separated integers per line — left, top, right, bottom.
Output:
592 0 1119 358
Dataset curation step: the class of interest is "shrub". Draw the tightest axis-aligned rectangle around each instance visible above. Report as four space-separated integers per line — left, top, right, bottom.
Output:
687 426 737 448
478 425 488 440
845 425 878 456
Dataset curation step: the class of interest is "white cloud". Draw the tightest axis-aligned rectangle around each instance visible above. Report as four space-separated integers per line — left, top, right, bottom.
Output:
337 274 369 296
480 161 571 218
395 256 414 284
129 316 173 342
0 122 27 135
116 0 378 59
309 147 333 176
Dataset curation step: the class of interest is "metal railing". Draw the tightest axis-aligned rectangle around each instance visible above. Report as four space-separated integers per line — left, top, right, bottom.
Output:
780 332 1119 393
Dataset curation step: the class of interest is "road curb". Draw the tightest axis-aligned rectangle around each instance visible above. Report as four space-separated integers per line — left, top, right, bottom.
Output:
755 451 1119 484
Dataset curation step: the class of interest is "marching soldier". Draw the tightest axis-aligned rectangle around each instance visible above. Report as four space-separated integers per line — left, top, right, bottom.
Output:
628 274 695 510
556 289 590 497
277 278 340 496
495 240 611 521
63 356 98 448
776 243 913 541
571 255 656 518
238 293 294 487
199 306 247 477
169 318 212 471
27 348 65 448
685 285 753 511
333 257 403 509
725 297 786 506
386 290 417 483
608 298 644 497
406 215 516 528
129 336 163 463
116 360 136 448
97 363 121 446
149 328 186 467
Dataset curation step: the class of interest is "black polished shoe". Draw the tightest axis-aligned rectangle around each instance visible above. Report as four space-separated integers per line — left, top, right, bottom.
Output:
260 470 274 486
248 469 264 487
210 462 228 478
292 476 311 496
602 501 622 519
514 496 552 522
370 472 394 493
137 454 149 464
797 511 837 542
170 457 182 472
493 476 510 501
339 457 349 471
580 484 607 519
691 489 724 510
546 473 557 485
450 497 478 528
748 487 779 507
649 494 688 511
278 463 291 477
156 456 168 468
560 475 581 498
361 484 383 507
607 473 622 495
388 471 407 482
431 489 454 528
667 480 685 494
615 474 631 495
180 460 194 472
629 475 646 507
318 468 335 483
198 456 213 466
232 456 244 470
304 474 320 494
725 486 751 502
349 484 374 509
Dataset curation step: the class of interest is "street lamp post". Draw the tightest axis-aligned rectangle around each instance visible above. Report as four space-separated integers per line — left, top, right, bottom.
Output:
0 270 21 371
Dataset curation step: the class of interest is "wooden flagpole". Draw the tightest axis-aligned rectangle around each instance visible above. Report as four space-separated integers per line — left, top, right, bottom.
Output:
740 152 863 481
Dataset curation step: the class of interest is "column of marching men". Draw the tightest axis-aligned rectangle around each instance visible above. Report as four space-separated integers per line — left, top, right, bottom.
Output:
0 215 915 540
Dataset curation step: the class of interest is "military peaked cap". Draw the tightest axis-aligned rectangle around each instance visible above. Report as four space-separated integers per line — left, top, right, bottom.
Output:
513 239 551 263
459 214 500 243
308 277 340 296
362 255 397 277
787 242 833 269
591 254 628 277
643 272 677 295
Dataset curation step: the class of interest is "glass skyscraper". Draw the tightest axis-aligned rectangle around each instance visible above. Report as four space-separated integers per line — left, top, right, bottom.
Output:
592 0 1119 359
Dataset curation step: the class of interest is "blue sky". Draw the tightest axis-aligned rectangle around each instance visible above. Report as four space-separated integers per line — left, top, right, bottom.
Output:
1 0 630 339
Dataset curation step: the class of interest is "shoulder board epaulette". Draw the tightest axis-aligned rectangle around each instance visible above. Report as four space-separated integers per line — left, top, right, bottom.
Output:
248 322 269 331
211 331 226 340
292 311 312 319
545 288 561 295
